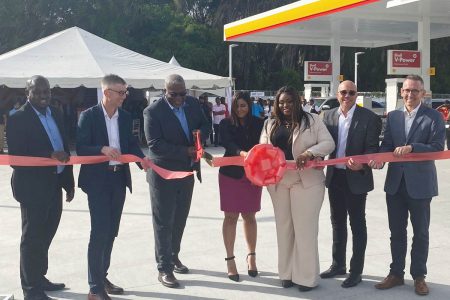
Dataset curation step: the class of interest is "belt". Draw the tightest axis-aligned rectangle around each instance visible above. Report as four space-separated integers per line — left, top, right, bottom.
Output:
107 164 124 172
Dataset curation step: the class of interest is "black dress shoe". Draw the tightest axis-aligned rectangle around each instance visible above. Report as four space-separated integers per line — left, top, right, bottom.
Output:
281 280 294 288
42 277 65 291
320 265 346 279
25 292 56 300
158 272 180 288
341 273 362 288
104 277 124 294
173 258 189 274
298 285 314 292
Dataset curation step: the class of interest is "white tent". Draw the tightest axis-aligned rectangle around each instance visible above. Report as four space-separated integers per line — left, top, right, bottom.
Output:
168 56 181 67
167 55 228 99
0 27 230 89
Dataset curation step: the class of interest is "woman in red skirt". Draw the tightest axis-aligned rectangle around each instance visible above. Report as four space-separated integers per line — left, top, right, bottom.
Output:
219 91 264 282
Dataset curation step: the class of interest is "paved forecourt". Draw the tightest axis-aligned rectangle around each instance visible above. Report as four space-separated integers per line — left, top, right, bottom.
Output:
1 146 450 299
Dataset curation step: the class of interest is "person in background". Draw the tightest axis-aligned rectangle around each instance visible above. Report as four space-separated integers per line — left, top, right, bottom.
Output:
435 99 450 149
219 91 264 282
309 99 320 114
220 97 229 118
369 75 445 296
199 95 212 147
251 97 264 119
9 99 23 116
263 99 271 119
212 97 226 146
260 86 334 292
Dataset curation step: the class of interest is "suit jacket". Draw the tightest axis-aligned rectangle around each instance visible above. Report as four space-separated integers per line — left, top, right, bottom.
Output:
260 113 335 189
6 102 74 205
76 103 144 194
143 96 210 181
381 105 445 199
323 106 382 194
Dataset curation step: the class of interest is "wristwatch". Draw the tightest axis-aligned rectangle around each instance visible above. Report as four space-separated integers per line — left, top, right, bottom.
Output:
305 150 314 159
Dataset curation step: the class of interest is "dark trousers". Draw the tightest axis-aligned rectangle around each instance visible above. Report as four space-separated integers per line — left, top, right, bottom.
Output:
208 122 214 145
386 176 431 279
328 168 367 275
20 185 62 298
148 169 194 272
213 123 220 146
87 170 126 293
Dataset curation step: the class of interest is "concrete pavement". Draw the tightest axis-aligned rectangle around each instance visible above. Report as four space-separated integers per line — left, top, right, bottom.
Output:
1 146 450 299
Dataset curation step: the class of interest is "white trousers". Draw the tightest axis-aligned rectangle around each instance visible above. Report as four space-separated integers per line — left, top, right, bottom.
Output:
267 169 324 287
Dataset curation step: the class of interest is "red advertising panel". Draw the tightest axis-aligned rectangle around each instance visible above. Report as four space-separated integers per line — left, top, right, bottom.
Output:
387 50 421 75
392 50 421 68
304 61 332 81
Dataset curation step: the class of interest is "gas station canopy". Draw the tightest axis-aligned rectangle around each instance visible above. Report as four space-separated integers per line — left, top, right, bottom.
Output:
224 0 450 99
224 0 450 48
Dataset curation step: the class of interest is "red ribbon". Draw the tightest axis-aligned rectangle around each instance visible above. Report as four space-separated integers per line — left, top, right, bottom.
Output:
0 154 193 180
193 130 203 162
212 144 450 186
3 144 449 186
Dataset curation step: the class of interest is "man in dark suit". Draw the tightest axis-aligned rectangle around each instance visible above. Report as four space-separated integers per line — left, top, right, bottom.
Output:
143 74 210 288
77 74 145 300
6 75 75 300
370 75 445 296
321 80 381 288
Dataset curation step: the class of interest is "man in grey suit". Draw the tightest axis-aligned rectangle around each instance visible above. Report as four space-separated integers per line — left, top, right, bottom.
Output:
321 81 381 288
370 75 445 296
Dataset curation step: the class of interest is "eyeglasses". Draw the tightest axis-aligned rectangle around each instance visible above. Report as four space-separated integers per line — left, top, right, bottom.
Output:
167 91 187 98
108 89 129 96
339 90 357 96
403 89 421 95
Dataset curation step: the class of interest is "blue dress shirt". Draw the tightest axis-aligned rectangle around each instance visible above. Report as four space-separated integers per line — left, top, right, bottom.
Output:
165 98 191 141
30 103 65 173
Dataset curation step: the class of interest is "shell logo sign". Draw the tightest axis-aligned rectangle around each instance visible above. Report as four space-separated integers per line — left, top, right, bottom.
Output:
304 61 332 81
388 50 421 75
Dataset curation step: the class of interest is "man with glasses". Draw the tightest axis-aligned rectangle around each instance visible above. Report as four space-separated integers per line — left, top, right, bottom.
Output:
77 74 145 300
369 75 445 296
143 74 210 288
321 80 381 288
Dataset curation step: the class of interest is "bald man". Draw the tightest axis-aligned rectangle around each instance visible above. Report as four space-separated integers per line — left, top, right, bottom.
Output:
321 80 381 288
143 74 210 288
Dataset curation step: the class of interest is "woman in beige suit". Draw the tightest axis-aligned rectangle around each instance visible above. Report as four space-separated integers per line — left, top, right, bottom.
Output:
260 86 334 292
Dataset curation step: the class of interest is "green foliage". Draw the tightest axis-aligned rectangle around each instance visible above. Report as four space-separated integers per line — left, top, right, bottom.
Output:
0 0 449 93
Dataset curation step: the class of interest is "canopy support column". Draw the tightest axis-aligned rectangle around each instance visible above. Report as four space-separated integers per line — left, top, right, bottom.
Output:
330 37 341 97
418 15 431 91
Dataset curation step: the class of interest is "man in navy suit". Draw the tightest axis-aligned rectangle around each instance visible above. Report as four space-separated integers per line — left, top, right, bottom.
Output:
7 75 74 300
77 74 145 300
370 75 445 296
143 74 210 288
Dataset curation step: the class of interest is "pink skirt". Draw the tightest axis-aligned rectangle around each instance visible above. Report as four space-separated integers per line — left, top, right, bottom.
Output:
219 173 262 213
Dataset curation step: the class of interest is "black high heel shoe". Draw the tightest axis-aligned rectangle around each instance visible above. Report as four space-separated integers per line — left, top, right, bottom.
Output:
246 252 258 277
225 256 239 282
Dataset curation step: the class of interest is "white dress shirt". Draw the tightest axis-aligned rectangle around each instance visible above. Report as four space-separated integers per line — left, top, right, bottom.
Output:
102 104 121 165
404 103 421 137
335 104 356 169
